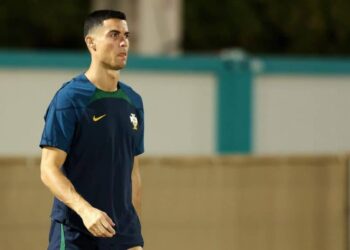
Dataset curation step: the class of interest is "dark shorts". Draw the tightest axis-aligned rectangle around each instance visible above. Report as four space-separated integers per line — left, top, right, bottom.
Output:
48 220 143 250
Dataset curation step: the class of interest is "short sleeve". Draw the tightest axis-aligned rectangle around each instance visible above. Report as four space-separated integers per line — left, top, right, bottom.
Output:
134 101 145 156
39 92 77 153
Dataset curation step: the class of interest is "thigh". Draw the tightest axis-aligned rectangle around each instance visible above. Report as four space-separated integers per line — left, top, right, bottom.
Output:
47 221 61 250
99 242 143 250
48 220 97 250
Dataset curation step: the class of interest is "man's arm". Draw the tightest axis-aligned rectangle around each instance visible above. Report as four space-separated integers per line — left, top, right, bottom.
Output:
40 147 116 237
132 156 142 217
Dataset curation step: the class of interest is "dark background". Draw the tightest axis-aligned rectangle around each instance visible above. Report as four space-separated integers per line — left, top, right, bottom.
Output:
1 0 350 55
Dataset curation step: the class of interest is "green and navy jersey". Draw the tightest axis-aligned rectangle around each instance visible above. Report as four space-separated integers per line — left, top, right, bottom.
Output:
40 74 144 245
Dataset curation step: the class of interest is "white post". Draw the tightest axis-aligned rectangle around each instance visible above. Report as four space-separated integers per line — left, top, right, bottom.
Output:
137 0 182 55
90 0 182 55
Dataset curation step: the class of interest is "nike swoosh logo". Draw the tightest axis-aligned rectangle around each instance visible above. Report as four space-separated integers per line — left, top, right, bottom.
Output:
93 114 107 122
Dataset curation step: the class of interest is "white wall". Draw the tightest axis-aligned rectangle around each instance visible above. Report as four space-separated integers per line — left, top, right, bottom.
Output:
0 69 216 156
122 71 216 155
2 68 350 156
0 69 73 156
254 75 350 154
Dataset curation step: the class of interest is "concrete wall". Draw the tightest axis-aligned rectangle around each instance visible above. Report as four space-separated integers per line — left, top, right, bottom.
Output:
0 69 216 156
123 71 216 155
2 53 350 155
0 155 348 250
254 75 350 154
3 68 350 156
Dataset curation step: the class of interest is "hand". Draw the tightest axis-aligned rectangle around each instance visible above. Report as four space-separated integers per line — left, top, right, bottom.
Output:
80 206 116 237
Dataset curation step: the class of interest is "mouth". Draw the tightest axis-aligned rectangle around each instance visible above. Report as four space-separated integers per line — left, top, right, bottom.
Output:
118 52 127 58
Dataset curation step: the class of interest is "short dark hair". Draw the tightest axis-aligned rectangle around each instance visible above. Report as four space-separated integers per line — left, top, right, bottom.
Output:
84 10 126 37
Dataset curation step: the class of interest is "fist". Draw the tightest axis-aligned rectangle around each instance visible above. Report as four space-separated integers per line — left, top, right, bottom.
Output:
80 207 116 237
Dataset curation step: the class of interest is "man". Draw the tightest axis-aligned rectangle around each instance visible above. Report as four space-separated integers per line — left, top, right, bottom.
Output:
40 10 144 250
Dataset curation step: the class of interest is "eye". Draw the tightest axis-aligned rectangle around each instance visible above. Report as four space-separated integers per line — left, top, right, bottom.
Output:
109 31 119 39
125 33 130 39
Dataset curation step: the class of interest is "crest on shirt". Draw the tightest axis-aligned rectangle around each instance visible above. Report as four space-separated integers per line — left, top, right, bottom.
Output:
130 113 138 130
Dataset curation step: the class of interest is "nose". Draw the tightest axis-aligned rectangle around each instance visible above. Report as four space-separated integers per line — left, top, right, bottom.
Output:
119 35 128 47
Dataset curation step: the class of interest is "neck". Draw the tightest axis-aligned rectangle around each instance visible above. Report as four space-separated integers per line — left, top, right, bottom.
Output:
85 63 120 92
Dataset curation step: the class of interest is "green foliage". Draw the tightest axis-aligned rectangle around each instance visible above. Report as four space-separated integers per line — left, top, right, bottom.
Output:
183 0 350 55
2 0 350 54
0 0 89 49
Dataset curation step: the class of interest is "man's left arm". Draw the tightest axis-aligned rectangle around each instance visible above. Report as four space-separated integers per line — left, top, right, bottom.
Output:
132 156 142 217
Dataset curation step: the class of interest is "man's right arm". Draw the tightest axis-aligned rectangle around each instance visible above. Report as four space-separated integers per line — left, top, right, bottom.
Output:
40 147 116 237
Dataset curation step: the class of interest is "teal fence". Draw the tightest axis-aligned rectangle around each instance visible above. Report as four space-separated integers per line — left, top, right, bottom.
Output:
1 50 350 153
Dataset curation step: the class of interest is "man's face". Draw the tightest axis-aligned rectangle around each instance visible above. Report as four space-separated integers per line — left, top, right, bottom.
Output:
88 18 129 70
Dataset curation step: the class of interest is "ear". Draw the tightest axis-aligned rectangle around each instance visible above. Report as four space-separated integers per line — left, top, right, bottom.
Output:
85 35 96 51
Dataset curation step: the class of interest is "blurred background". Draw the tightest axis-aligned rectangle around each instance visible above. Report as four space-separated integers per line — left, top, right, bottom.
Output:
0 0 350 249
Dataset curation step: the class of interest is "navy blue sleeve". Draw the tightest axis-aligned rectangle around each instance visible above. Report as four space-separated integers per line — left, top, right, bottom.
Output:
134 97 145 156
39 91 76 153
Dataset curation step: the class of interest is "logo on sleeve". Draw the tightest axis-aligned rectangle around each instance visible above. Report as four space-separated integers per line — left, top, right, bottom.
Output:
93 114 107 122
130 113 138 130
